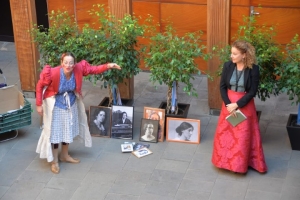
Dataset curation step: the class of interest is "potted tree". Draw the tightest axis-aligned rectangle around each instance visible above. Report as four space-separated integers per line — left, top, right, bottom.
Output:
276 34 300 150
144 23 207 117
213 15 283 119
84 5 146 106
31 5 146 107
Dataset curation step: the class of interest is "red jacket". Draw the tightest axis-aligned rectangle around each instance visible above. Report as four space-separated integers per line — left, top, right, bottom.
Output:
36 60 108 106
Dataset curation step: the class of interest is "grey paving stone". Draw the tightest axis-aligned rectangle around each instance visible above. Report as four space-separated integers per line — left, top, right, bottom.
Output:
0 186 9 199
109 180 146 196
189 152 214 170
288 151 300 170
46 177 81 191
263 158 289 179
71 182 112 200
105 193 139 200
150 169 185 182
175 189 211 200
37 188 74 200
185 168 218 182
248 176 284 193
210 179 248 200
81 171 119 185
0 180 45 200
284 168 300 188
142 180 180 197
280 185 300 200
138 192 175 200
123 155 160 173
155 159 190 173
17 170 52 183
245 189 281 200
116 169 152 183
179 178 214 193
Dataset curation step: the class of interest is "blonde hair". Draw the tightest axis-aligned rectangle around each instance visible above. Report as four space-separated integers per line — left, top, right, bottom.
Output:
232 40 256 69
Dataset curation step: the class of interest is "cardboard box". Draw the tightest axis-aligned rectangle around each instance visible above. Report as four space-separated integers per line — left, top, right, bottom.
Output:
0 85 26 114
0 85 31 133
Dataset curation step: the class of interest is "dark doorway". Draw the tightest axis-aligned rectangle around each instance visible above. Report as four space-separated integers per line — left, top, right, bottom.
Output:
0 0 14 42
0 0 49 42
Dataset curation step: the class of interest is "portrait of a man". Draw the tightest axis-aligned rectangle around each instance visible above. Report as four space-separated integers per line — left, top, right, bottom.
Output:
111 105 134 139
89 106 111 137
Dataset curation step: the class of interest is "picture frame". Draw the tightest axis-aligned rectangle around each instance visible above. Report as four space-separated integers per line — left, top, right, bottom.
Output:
111 105 134 139
89 106 111 137
143 107 165 142
166 117 200 144
132 147 153 158
139 118 159 143
121 143 134 153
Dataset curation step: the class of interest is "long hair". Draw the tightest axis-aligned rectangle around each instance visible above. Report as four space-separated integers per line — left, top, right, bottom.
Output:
232 40 256 69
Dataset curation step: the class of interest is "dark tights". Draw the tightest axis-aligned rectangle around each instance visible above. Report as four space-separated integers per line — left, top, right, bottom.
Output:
52 142 68 149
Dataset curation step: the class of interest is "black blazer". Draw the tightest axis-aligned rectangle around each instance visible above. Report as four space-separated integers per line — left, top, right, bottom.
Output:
220 61 259 108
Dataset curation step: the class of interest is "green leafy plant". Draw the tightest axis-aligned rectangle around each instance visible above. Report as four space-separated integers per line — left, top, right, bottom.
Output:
213 15 282 101
144 23 206 114
31 5 146 106
276 34 300 124
84 4 146 105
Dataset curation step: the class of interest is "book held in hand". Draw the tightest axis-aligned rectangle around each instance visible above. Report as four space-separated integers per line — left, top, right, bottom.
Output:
226 109 247 127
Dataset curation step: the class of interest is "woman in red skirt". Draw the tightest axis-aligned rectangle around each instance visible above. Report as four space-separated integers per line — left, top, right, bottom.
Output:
211 40 267 173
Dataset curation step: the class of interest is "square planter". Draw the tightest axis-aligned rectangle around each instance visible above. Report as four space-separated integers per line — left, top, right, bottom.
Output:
158 101 190 119
98 97 134 107
286 114 300 151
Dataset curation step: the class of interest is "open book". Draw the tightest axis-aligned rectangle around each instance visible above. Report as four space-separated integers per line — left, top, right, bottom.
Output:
226 109 247 127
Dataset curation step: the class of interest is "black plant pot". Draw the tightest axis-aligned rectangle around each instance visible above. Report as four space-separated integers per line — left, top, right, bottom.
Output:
98 97 134 107
286 114 300 151
158 101 190 119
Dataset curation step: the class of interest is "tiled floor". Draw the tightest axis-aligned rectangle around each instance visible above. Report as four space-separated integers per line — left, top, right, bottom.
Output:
0 41 300 200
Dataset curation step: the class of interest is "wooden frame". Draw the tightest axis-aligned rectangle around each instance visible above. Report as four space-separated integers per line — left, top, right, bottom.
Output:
132 147 152 158
89 106 111 137
111 105 134 139
139 118 159 143
166 117 200 144
143 107 165 142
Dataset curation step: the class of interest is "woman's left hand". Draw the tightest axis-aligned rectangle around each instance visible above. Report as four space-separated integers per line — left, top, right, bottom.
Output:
107 63 121 70
226 103 238 113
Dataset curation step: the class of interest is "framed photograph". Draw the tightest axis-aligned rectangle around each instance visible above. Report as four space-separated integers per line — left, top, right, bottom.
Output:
139 118 159 143
166 117 200 144
143 107 165 142
132 147 153 158
111 105 134 139
121 143 134 153
89 106 111 137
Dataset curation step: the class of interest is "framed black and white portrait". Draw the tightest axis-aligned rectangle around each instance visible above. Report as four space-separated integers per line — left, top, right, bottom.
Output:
166 117 200 144
139 118 159 143
111 105 134 139
89 106 111 137
143 107 165 142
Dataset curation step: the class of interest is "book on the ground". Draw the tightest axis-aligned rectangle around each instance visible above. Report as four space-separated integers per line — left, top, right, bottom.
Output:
226 109 247 127
121 143 134 152
133 143 150 151
132 147 152 158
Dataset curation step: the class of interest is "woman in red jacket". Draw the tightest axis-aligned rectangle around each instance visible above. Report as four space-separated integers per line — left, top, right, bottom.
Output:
36 52 121 174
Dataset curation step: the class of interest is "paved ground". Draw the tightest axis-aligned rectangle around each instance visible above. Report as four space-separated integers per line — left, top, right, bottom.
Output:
0 41 300 200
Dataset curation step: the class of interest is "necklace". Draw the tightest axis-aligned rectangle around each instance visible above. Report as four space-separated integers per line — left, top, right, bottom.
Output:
235 66 244 92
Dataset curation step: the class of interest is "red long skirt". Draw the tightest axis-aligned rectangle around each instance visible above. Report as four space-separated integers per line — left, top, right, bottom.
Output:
211 89 268 173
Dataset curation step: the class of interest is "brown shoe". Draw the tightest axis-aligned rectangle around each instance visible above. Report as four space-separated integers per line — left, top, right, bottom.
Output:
59 155 80 163
51 162 60 174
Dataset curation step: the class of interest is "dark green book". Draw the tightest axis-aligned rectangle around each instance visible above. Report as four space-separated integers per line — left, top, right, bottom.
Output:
225 109 247 127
